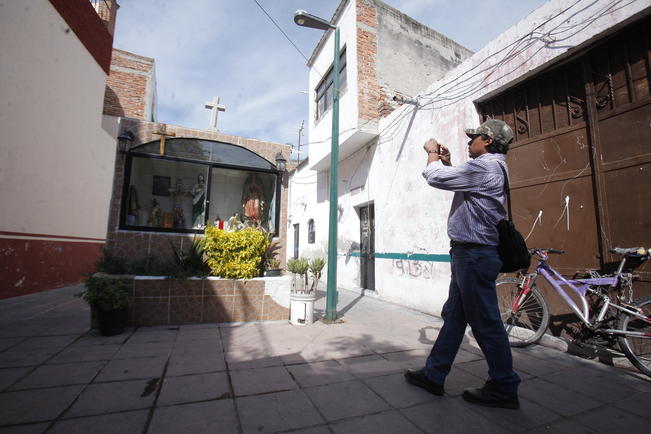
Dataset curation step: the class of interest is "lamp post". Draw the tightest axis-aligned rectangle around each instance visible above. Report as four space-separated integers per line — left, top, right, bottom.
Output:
294 10 339 321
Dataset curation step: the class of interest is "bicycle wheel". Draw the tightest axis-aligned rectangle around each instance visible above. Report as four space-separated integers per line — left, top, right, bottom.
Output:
495 277 550 347
617 294 651 378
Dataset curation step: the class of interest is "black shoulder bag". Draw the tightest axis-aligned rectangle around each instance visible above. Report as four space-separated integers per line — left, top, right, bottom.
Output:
496 164 531 273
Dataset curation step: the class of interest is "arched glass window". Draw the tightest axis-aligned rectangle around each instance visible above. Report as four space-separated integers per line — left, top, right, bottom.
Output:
121 138 281 234
308 219 315 244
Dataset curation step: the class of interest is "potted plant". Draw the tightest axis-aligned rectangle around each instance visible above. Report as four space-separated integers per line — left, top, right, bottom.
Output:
287 258 309 293
78 276 132 336
264 257 282 277
308 258 326 293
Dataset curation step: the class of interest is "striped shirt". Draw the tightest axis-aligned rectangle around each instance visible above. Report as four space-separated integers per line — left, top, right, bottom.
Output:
422 152 507 246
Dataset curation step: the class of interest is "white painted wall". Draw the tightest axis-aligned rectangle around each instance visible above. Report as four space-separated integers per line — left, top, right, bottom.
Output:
292 0 649 315
0 0 116 239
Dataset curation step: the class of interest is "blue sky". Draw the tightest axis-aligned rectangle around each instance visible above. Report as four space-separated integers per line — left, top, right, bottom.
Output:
113 0 548 156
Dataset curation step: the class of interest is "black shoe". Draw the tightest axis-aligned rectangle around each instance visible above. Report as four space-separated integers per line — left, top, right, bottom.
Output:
462 383 519 410
404 369 444 396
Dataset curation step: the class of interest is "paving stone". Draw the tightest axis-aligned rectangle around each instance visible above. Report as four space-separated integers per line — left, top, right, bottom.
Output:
574 404 650 433
337 354 402 378
11 361 104 390
176 325 221 341
113 342 173 359
305 380 390 421
47 345 120 364
287 360 355 387
148 399 238 434
0 326 48 339
72 332 130 347
330 409 423 434
543 368 638 403
126 329 178 344
95 356 167 382
171 338 223 355
511 350 569 377
277 426 332 434
0 348 60 368
527 418 600 434
378 348 430 369
401 398 509 434
442 366 485 397
364 372 438 408
237 389 324 434
0 338 24 352
463 396 561 432
613 390 651 419
167 353 226 376
519 378 602 416
10 335 78 350
0 422 50 433
230 366 296 396
157 372 230 405
65 379 156 417
0 385 83 425
227 353 284 370
49 409 149 434
0 367 31 392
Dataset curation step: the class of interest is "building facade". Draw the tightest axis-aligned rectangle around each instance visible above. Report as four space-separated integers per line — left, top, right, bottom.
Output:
0 0 117 298
290 0 650 318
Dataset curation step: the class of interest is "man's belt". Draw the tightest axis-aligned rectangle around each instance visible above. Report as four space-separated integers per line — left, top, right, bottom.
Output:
450 240 488 249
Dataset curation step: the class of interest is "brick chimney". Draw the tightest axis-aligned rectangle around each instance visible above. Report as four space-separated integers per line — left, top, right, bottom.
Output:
93 0 119 37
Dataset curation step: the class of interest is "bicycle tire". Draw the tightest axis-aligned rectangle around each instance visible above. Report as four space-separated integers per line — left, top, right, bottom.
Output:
617 294 651 379
496 277 550 347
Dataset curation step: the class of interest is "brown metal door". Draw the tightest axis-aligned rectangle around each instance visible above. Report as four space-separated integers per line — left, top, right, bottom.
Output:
478 15 651 325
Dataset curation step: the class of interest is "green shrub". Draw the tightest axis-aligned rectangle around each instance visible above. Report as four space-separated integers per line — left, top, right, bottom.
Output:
78 277 132 311
96 249 128 274
287 258 309 274
167 237 210 279
203 227 267 279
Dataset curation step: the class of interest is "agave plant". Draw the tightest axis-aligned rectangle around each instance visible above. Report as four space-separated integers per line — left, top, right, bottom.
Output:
308 258 326 293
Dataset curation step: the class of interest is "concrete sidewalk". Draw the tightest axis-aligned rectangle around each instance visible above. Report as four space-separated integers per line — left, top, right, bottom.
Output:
1 284 650 433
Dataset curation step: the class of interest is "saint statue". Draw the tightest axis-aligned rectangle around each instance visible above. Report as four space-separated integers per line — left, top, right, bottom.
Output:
241 173 265 227
148 198 161 227
169 178 186 228
190 173 206 228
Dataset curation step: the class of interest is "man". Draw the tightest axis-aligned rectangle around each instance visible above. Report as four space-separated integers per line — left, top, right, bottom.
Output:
404 119 521 409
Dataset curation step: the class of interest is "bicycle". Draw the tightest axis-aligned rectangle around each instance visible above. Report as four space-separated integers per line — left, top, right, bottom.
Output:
495 247 651 378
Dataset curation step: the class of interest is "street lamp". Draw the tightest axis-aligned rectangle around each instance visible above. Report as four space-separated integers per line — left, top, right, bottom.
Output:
294 10 340 322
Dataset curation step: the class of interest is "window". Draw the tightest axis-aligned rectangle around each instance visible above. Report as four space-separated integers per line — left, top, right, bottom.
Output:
315 47 347 121
308 219 315 244
121 138 281 234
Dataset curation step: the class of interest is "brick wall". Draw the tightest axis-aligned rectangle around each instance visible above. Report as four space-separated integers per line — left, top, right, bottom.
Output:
103 49 155 119
356 0 380 123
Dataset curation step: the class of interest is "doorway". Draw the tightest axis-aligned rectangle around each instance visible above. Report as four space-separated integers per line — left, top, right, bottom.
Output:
359 204 375 291
293 223 299 259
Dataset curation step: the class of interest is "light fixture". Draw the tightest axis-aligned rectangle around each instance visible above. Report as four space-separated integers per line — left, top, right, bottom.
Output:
117 130 134 153
275 151 287 172
294 10 335 30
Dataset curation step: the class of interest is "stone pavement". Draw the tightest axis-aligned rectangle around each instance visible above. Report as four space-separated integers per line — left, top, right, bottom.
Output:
1 284 650 434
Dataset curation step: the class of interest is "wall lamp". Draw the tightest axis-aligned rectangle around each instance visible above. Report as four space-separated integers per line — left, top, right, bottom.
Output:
117 130 134 153
275 151 287 172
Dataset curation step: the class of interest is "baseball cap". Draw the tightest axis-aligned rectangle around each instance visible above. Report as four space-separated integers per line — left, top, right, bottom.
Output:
465 119 514 146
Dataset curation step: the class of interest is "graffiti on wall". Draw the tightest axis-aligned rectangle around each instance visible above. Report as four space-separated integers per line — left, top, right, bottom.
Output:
392 258 434 279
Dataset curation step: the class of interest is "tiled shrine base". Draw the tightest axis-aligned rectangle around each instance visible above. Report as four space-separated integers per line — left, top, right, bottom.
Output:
97 275 290 326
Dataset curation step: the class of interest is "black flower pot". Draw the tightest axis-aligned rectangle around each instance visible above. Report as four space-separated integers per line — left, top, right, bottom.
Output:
97 308 128 336
265 269 281 277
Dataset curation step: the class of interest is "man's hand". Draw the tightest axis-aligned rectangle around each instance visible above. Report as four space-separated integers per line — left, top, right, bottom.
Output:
438 144 452 166
424 138 440 163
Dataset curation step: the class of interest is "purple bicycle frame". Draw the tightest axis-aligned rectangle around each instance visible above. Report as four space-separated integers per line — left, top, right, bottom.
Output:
536 261 618 324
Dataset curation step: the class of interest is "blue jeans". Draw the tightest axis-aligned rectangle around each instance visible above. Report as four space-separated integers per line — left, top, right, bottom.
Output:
425 244 520 394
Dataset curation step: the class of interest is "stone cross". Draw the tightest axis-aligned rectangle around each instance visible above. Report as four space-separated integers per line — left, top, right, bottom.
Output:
204 96 226 130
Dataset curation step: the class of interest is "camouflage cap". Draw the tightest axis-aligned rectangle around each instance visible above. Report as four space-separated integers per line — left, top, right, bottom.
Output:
465 119 514 146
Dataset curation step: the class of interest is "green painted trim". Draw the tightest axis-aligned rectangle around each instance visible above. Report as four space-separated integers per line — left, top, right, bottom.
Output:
345 252 451 263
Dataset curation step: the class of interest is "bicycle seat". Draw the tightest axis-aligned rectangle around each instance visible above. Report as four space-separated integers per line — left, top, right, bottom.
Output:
609 247 649 257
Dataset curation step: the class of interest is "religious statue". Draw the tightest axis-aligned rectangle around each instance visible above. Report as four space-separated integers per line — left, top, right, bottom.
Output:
226 213 244 232
147 198 161 227
190 173 206 228
241 173 265 228
126 185 140 225
169 178 187 229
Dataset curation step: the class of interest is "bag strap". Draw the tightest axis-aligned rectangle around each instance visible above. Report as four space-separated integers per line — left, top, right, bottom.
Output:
498 163 513 221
